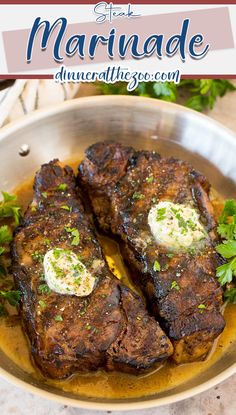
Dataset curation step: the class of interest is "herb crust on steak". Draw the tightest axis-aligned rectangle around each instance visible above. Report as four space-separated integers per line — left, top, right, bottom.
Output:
78 141 225 364
11 159 173 378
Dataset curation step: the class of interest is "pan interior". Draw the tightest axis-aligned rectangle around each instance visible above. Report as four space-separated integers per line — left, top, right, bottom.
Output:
0 96 236 407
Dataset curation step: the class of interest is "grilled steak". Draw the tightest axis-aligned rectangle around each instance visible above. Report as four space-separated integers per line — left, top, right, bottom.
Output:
78 141 225 364
12 160 173 379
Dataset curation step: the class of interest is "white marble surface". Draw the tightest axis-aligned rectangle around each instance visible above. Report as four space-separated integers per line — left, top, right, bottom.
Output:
1 86 236 415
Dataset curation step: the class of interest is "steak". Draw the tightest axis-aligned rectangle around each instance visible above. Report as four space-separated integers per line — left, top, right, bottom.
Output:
12 160 173 379
78 141 225 364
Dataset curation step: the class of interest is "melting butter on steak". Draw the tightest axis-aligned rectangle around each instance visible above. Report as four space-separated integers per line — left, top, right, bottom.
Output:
78 141 225 364
11 160 173 379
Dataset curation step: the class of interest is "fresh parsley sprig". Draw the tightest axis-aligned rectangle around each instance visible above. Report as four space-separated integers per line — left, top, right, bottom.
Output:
216 199 236 302
98 80 236 112
0 191 21 225
0 191 22 315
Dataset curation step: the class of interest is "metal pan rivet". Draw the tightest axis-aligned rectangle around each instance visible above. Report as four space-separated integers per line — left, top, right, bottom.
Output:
19 144 30 157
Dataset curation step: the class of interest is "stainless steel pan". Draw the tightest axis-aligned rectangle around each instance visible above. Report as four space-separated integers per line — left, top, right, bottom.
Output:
0 95 236 410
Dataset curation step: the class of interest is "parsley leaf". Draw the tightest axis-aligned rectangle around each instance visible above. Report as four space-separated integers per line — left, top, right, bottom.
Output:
146 175 154 184
217 223 236 240
0 191 21 225
38 284 51 294
171 280 180 291
216 241 236 259
0 290 21 307
153 260 161 272
31 251 44 263
0 225 12 246
61 205 72 212
156 207 166 221
0 191 23 314
38 300 46 308
65 227 80 246
219 199 236 224
198 303 206 313
55 314 63 322
217 200 236 242
216 199 236 302
57 183 67 191
216 258 236 285
132 192 145 200
224 288 236 304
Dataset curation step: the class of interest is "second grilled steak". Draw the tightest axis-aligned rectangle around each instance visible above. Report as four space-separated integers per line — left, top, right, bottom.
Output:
12 160 173 379
78 141 225 364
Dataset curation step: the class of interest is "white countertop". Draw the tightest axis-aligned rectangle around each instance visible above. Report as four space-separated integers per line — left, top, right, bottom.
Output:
1 87 236 415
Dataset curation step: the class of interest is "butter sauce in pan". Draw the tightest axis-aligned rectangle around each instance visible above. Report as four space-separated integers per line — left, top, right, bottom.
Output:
0 160 235 400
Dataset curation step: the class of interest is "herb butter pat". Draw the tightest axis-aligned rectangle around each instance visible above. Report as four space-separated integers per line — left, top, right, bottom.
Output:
44 248 96 297
148 201 207 250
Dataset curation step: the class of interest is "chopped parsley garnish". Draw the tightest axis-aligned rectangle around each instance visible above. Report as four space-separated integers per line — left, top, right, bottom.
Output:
39 273 46 281
171 280 180 291
55 314 63 322
57 183 68 191
162 263 169 271
72 262 84 276
156 207 166 221
38 284 51 294
146 175 154 184
42 192 48 199
153 260 161 272
51 261 65 278
132 192 145 200
31 251 44 263
175 212 188 231
53 248 62 260
187 219 197 231
38 300 46 308
187 247 196 256
65 227 80 246
198 304 206 310
61 205 72 212
167 253 174 259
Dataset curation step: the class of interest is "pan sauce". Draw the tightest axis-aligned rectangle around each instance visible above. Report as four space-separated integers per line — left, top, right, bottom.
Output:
0 163 235 400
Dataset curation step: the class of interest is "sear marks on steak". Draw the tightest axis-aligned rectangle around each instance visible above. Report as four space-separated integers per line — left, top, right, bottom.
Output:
78 141 225 364
11 160 173 379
